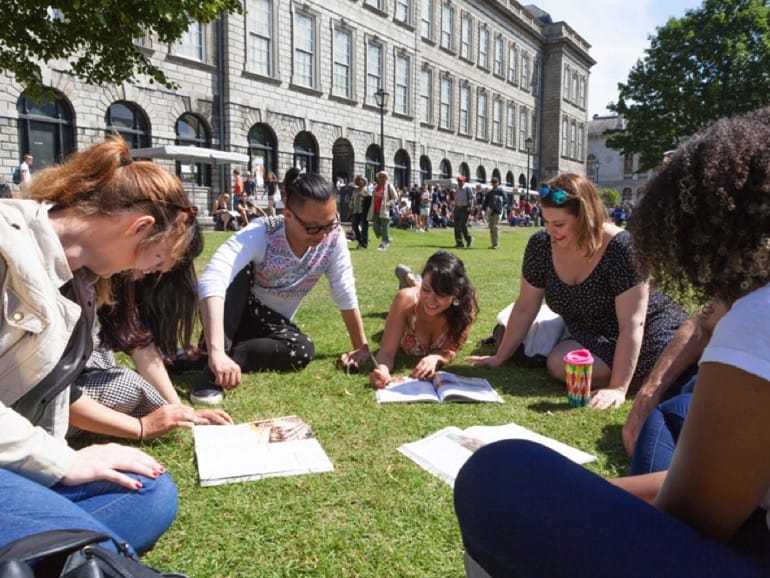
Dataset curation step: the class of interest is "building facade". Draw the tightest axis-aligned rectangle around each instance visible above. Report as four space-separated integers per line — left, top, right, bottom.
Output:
587 114 651 205
1 0 594 211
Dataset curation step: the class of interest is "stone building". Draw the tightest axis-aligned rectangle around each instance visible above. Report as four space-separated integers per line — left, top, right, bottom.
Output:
587 114 651 206
1 1 593 211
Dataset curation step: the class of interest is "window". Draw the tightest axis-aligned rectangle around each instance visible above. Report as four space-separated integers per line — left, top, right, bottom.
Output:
478 27 489 69
293 12 316 88
492 98 502 144
519 106 529 149
459 84 470 135
493 36 503 76
365 0 384 9
561 117 569 156
520 52 530 90
332 27 352 98
570 121 577 159
366 41 384 105
572 71 579 102
579 76 586 108
420 67 433 123
421 0 433 39
247 0 273 76
507 44 517 84
531 59 540 95
395 0 411 24
394 53 410 115
460 13 472 60
624 153 634 176
439 75 452 130
249 123 278 185
505 102 515 148
440 3 453 50
105 102 150 149
17 91 75 170
476 91 487 140
563 65 571 99
577 124 584 159
176 113 211 187
174 22 204 61
294 131 319 173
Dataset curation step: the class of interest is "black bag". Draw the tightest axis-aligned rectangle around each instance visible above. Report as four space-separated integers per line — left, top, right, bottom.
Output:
0 529 187 578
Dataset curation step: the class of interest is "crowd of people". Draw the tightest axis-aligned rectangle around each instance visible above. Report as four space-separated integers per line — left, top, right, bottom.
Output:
3 105 770 577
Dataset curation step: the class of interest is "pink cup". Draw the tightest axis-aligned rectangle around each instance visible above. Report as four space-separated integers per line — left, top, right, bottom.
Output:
563 349 593 407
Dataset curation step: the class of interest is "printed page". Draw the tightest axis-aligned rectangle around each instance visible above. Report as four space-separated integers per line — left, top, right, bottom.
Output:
397 426 483 487
375 376 440 403
462 423 596 465
193 416 334 487
434 371 503 403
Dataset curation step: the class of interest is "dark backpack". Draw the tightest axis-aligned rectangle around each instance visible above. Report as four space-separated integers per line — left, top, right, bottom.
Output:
12 165 21 185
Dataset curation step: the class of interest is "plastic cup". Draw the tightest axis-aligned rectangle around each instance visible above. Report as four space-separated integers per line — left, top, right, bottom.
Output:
563 349 593 407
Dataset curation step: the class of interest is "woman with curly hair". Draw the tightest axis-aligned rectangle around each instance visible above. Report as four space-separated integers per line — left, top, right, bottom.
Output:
468 173 687 409
454 107 770 577
369 251 479 387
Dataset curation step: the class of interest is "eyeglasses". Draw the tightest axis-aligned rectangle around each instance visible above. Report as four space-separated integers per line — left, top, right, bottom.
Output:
540 185 568 206
290 209 341 235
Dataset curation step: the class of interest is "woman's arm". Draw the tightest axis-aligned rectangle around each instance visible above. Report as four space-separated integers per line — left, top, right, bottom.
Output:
369 290 412 387
656 363 770 541
590 282 648 409
466 278 544 367
610 471 667 504
130 343 180 405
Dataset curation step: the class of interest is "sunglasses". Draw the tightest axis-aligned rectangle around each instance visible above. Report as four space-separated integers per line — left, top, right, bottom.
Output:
540 185 568 205
290 209 341 235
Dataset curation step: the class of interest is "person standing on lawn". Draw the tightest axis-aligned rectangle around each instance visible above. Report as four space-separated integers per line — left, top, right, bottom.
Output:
481 177 507 249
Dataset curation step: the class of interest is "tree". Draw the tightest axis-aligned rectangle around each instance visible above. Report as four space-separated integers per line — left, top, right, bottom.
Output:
599 188 620 209
0 1 242 99
607 0 770 171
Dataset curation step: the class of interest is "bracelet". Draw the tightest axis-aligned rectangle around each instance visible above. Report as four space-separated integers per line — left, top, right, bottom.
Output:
138 417 145 442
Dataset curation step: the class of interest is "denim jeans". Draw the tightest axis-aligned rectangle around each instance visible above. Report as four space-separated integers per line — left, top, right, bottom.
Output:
454 440 770 578
0 467 177 555
372 215 391 244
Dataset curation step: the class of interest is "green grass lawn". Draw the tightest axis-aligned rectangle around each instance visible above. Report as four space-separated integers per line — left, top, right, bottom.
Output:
140 223 631 577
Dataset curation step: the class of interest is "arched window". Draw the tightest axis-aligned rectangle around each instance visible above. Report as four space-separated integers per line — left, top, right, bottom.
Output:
176 114 212 186
332 138 355 185
476 165 486 183
393 149 410 189
458 162 470 180
491 168 501 183
506 170 514 188
17 90 75 170
419 155 432 183
518 173 526 187
365 144 382 182
249 123 278 187
105 102 150 149
293 131 318 174
439 158 452 179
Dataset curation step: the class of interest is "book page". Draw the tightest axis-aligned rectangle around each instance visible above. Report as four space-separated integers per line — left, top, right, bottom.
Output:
397 427 478 486
434 371 503 403
193 416 334 487
375 376 440 403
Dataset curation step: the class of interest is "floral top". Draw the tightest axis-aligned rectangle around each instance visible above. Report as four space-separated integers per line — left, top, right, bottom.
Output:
399 290 450 356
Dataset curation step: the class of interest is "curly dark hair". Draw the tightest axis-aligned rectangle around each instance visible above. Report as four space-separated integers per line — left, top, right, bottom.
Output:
421 251 479 347
629 106 770 306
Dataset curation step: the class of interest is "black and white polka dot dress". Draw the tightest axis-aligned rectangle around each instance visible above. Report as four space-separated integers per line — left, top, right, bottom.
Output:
522 230 687 378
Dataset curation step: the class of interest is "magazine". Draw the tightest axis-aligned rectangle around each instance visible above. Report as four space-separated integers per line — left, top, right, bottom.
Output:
375 371 503 404
193 415 334 487
398 422 596 487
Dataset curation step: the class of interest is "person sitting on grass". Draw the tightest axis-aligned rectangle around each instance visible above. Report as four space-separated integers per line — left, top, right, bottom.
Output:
454 106 770 578
369 251 479 388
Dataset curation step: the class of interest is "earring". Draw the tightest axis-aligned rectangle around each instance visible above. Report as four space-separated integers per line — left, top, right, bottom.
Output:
452 298 460 307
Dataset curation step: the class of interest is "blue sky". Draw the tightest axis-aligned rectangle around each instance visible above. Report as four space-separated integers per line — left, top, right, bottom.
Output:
530 0 704 117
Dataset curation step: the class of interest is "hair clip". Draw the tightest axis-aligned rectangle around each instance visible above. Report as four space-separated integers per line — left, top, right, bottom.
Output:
540 185 568 205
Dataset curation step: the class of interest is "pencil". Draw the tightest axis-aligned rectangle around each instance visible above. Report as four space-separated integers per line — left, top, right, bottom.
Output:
370 351 379 368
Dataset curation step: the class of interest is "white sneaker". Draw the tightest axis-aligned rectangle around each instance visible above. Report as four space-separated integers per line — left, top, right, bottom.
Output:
378 243 388 251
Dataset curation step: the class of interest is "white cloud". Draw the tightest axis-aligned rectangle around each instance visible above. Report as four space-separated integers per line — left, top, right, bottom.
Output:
530 0 703 117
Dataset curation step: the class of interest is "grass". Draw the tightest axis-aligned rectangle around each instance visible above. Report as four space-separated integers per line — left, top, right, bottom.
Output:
139 223 632 577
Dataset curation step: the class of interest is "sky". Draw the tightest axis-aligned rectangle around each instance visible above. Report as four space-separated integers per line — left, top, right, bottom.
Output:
530 0 704 118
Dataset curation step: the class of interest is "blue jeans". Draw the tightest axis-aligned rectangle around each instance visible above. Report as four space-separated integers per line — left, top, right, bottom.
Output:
454 440 770 578
0 467 178 555
630 376 697 475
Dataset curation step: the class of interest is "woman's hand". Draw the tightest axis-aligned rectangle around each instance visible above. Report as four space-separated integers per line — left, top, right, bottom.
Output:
338 344 371 373
140 404 234 440
208 350 241 390
411 354 442 381
465 354 504 368
61 443 165 490
590 388 626 410
369 364 392 389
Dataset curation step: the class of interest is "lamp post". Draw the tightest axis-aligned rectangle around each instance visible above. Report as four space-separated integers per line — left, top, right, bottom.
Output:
589 158 600 185
374 88 390 173
525 136 533 203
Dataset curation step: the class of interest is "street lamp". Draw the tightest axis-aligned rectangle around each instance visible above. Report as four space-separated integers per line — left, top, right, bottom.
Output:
589 158 600 185
525 136 533 202
374 88 390 172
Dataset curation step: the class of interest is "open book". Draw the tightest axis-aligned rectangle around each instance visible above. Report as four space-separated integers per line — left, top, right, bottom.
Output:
193 415 334 487
398 422 596 487
375 371 503 404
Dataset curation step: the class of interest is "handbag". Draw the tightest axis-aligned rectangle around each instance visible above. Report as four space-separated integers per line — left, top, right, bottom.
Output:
0 529 187 578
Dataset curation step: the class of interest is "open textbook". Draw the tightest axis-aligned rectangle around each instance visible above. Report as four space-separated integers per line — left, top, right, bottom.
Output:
375 371 503 404
193 415 334 487
398 422 596 487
